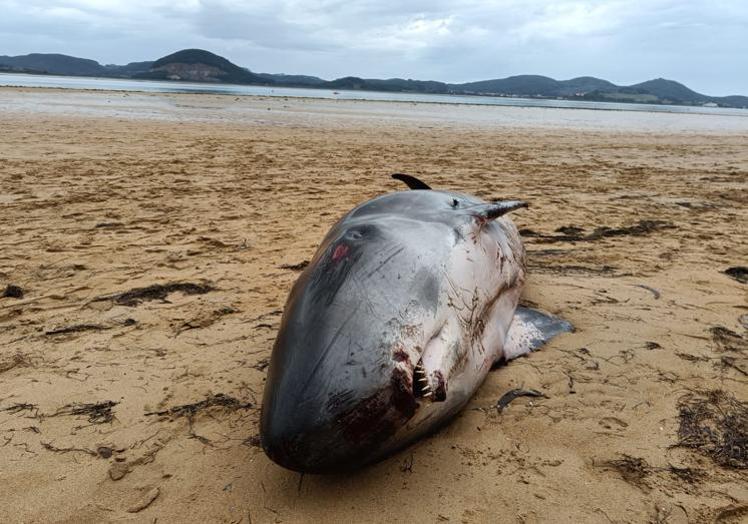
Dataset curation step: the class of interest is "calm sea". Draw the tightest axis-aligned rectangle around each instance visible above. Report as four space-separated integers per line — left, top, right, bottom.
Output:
1 72 746 117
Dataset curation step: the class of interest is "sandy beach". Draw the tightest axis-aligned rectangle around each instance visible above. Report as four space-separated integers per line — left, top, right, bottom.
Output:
0 87 746 523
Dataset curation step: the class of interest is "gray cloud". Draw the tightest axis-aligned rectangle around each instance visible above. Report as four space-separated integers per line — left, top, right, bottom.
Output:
0 0 745 94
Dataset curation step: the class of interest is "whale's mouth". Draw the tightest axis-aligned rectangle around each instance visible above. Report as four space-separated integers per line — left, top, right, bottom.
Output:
411 318 454 403
413 360 432 399
394 321 452 404
413 356 448 402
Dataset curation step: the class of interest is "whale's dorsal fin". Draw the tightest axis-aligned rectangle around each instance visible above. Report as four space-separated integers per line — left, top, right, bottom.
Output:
392 173 432 190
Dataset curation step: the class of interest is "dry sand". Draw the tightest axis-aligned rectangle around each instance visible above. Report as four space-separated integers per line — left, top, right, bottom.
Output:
0 87 746 523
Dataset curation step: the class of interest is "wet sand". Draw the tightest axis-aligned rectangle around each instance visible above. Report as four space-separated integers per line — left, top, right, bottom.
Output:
0 87 746 523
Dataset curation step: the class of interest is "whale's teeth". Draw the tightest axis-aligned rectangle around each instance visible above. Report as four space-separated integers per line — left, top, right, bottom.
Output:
418 377 428 383
423 384 432 391
423 392 433 397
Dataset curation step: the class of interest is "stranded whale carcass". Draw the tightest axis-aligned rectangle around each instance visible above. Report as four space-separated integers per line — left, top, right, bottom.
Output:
261 174 570 473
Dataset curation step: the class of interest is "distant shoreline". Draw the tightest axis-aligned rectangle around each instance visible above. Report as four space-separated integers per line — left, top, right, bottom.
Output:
4 48 746 110
2 73 747 118
3 84 748 136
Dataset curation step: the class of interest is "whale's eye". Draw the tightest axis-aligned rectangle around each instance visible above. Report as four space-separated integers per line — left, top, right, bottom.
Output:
451 199 459 208
345 224 379 241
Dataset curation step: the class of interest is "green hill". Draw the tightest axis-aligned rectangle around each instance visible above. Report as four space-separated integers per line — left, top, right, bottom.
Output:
556 76 617 95
455 75 561 96
0 53 104 76
1 48 745 108
627 78 709 104
323 76 448 93
105 61 153 76
717 95 748 108
137 49 268 84
579 78 716 105
258 72 326 86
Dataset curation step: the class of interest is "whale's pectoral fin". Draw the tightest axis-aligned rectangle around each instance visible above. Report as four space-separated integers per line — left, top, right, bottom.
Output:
501 307 573 361
391 173 432 190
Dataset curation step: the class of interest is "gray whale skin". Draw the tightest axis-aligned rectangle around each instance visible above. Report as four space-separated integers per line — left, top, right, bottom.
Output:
260 174 570 473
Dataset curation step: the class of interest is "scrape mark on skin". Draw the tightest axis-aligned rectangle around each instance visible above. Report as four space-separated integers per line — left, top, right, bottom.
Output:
326 389 355 412
309 242 362 305
298 304 360 396
366 246 405 278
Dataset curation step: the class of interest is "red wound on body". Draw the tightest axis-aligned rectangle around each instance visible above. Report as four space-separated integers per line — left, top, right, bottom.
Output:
332 243 350 262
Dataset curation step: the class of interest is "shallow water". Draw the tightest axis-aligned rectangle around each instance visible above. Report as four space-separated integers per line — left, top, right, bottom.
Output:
2 86 747 134
1 72 747 117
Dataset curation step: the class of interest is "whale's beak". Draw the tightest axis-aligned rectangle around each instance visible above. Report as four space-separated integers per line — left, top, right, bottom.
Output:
473 200 528 223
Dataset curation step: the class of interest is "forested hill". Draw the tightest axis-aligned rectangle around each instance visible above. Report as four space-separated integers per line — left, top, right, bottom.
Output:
1 49 745 108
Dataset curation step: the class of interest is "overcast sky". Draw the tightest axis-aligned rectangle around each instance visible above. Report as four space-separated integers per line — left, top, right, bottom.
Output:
1 0 746 95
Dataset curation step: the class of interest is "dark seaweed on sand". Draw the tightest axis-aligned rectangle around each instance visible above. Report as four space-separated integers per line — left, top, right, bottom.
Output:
600 454 704 488
521 220 674 243
709 326 748 353
1 403 39 416
145 393 253 420
146 394 253 446
602 454 652 488
0 352 31 373
45 324 109 336
280 261 310 271
54 400 118 424
95 282 215 306
676 390 747 469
